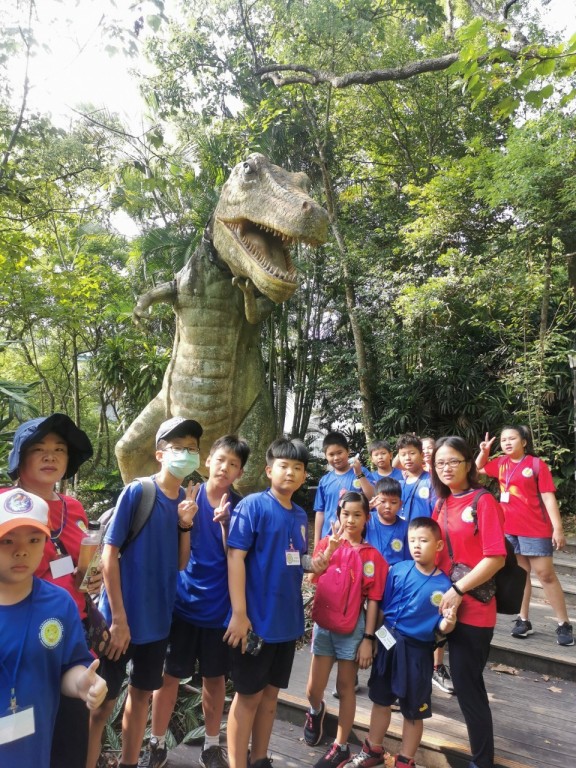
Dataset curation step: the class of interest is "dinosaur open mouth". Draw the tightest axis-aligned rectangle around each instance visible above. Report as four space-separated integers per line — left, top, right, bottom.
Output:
224 219 298 283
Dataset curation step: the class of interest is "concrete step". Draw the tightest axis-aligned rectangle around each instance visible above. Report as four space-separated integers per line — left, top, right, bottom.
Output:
552 549 576 577
562 534 576 555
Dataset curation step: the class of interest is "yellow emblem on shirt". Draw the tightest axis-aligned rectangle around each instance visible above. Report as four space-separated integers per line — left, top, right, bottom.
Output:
461 506 474 523
522 467 533 478
363 560 375 578
39 618 64 649
391 538 403 552
430 590 443 607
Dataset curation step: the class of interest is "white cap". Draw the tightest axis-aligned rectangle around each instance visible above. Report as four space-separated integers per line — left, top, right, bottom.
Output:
0 489 51 538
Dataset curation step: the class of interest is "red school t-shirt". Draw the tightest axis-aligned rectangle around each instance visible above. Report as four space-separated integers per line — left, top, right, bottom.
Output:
483 455 555 538
433 490 506 628
313 538 388 603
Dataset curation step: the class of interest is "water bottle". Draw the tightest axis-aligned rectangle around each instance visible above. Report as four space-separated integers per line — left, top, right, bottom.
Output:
75 521 102 591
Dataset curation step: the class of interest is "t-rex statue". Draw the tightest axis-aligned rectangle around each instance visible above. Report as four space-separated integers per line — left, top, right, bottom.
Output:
115 153 329 491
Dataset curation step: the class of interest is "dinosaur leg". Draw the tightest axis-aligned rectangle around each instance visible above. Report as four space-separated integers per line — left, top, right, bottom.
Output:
115 395 168 483
234 390 277 495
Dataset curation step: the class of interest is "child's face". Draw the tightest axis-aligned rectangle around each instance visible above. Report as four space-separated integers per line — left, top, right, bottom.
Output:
371 448 392 472
500 429 526 458
422 439 435 465
338 501 367 542
0 526 46 587
206 448 244 489
408 526 442 566
398 446 423 474
324 444 349 473
374 493 401 524
265 457 307 496
19 432 69 488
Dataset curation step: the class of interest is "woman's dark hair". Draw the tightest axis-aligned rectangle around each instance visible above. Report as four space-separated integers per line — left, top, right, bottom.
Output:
501 425 536 456
337 491 369 537
430 436 480 500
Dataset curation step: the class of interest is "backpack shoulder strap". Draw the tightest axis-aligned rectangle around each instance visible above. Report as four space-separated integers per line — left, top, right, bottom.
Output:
119 477 157 555
470 488 493 535
532 456 540 479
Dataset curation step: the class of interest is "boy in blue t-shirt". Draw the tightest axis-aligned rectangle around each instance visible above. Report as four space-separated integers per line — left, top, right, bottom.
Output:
366 477 408 565
343 517 455 768
366 440 403 486
225 438 329 768
313 431 374 548
396 434 435 524
0 489 106 768
143 434 250 768
87 416 203 768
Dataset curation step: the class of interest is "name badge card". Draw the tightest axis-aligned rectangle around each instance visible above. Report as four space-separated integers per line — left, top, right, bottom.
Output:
49 555 74 579
500 492 510 503
285 549 301 566
376 624 396 650
0 706 35 745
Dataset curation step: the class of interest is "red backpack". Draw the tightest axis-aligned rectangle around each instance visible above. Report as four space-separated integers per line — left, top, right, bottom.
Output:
312 543 372 634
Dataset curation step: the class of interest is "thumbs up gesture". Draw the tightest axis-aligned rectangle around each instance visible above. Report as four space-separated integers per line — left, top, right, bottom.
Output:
77 658 108 710
178 482 200 528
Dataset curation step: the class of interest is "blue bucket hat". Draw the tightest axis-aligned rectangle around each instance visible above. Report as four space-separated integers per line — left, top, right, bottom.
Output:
8 413 94 480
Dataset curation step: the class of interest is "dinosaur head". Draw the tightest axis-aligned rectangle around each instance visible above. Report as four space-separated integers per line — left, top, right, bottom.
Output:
212 153 329 303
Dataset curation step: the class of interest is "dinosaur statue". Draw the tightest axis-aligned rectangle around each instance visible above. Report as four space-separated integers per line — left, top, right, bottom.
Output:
115 153 329 492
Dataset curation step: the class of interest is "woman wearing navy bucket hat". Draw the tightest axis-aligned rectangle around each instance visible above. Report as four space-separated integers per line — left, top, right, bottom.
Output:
5 413 95 768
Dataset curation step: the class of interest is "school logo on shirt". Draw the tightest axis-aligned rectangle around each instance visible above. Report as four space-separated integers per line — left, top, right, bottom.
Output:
461 506 475 523
418 487 430 499
39 618 64 649
352 478 362 489
522 467 533 478
391 538 404 552
363 560 375 578
430 590 444 607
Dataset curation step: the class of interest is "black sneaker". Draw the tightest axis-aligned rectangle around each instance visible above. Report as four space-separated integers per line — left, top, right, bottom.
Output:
138 737 167 768
432 663 454 694
313 743 351 768
200 744 229 768
304 700 326 746
556 622 574 646
511 617 533 639
250 759 273 768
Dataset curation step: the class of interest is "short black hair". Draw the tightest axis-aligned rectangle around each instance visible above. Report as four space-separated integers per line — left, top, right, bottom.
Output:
396 433 422 452
322 431 349 452
408 516 442 540
209 435 251 468
374 476 402 498
337 491 369 537
266 438 309 468
368 439 393 454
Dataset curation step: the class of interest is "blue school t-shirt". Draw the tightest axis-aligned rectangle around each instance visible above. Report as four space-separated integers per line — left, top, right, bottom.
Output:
100 478 183 644
227 489 308 643
365 514 408 565
366 467 404 485
400 471 435 523
174 483 242 628
0 578 92 768
314 466 371 538
382 560 451 642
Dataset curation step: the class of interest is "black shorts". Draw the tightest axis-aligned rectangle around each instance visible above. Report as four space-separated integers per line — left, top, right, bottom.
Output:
164 615 230 679
99 638 169 700
230 639 296 695
368 641 433 721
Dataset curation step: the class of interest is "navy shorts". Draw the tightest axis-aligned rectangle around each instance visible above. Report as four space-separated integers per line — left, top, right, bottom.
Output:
165 615 230 679
368 641 433 721
99 638 169 700
230 639 296 695
505 534 553 557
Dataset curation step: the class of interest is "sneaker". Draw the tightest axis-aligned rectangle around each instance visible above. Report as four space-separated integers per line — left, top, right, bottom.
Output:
511 617 533 639
304 700 326 746
250 759 273 768
556 622 574 646
314 743 351 768
341 739 386 767
432 663 454 694
394 756 416 768
200 745 229 768
138 737 167 768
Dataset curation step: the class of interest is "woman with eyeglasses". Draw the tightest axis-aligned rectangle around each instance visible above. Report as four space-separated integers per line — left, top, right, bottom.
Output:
476 425 572 647
430 436 506 768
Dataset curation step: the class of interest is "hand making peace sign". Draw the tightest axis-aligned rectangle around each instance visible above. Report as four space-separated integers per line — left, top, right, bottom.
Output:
178 481 200 528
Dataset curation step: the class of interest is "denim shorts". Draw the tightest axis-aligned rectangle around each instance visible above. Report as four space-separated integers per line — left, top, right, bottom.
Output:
311 612 365 661
506 534 553 557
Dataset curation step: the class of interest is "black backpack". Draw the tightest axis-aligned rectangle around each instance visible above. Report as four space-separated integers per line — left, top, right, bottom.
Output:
99 477 156 555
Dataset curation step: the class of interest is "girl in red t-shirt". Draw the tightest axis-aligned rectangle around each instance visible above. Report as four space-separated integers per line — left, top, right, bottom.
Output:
476 425 573 647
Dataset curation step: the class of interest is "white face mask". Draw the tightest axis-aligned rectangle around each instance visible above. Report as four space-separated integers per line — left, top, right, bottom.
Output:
163 449 200 479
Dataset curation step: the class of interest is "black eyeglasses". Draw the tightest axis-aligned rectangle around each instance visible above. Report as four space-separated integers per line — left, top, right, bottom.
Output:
434 459 466 470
